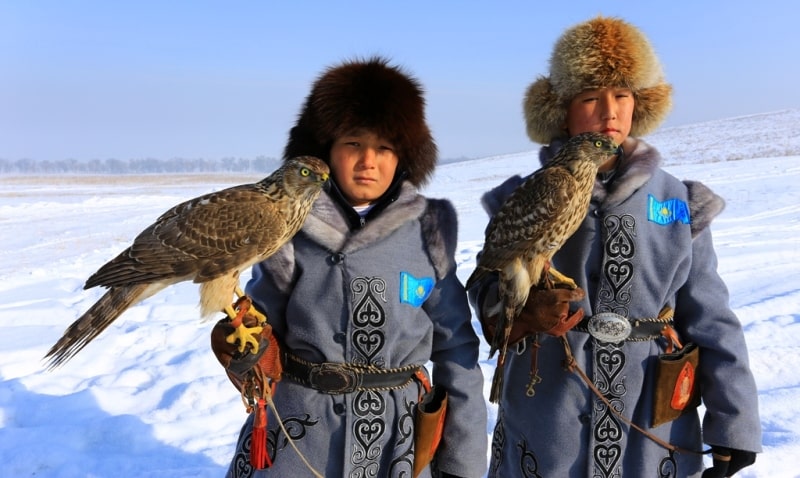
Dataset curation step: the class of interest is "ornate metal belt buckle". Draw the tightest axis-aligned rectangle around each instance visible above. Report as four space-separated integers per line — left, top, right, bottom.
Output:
309 363 359 394
587 312 632 343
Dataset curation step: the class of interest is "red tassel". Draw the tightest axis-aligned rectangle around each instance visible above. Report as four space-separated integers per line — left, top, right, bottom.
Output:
250 398 272 469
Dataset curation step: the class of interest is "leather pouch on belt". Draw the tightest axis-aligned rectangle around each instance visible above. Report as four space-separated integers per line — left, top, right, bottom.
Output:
652 328 701 428
413 385 448 478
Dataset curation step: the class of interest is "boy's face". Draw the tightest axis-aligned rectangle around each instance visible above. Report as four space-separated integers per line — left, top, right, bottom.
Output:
329 129 399 207
566 87 634 146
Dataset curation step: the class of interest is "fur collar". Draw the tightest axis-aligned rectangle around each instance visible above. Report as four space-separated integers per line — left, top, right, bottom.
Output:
302 181 427 253
265 181 456 282
685 179 725 238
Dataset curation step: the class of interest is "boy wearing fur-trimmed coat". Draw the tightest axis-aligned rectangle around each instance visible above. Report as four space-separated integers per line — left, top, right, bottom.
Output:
215 58 487 478
469 17 761 477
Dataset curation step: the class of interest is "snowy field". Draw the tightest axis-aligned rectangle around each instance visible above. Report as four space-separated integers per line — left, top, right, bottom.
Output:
1 110 799 477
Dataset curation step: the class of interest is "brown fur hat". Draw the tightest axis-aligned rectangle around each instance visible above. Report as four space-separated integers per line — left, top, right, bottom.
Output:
524 16 673 144
283 56 437 187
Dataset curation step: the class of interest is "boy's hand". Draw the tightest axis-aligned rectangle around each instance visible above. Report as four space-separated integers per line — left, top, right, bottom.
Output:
701 447 756 477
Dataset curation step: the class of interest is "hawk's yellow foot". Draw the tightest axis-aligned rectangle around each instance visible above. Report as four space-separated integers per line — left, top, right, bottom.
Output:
232 287 268 323
225 322 264 354
545 266 578 290
224 300 266 354
245 302 267 324
233 289 269 319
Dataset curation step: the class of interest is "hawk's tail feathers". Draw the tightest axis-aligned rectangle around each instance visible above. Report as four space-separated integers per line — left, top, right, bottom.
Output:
489 349 507 404
489 305 516 403
43 284 149 370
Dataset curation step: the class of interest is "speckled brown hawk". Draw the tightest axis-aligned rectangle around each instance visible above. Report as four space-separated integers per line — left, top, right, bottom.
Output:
466 132 619 402
44 156 329 369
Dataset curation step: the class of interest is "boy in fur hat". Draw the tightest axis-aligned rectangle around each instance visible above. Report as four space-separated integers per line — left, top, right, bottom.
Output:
468 16 761 477
213 57 487 478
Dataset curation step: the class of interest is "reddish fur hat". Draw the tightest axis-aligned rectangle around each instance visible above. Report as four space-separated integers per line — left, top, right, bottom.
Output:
524 16 673 144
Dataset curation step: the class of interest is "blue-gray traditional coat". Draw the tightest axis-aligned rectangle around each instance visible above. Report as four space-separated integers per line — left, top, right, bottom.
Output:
470 137 762 478
225 182 487 478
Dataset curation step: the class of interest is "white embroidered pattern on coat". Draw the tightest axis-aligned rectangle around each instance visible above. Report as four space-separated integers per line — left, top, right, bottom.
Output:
488 411 504 477
349 276 388 477
592 213 676 478
351 276 387 367
592 214 635 478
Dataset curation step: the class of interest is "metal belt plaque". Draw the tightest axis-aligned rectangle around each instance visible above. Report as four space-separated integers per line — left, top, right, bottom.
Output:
587 312 632 343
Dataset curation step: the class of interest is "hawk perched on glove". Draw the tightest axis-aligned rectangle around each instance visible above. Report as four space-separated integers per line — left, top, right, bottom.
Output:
466 132 620 401
44 156 329 369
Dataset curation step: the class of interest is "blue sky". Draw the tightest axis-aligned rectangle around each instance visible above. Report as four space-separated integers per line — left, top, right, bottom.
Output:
2 0 798 162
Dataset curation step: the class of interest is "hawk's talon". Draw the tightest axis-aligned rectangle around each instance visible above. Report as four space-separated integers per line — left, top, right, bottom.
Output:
245 304 267 325
226 323 264 354
545 266 578 290
224 295 268 354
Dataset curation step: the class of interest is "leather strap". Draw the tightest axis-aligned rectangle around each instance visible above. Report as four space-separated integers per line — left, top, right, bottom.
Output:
559 336 709 456
283 352 419 394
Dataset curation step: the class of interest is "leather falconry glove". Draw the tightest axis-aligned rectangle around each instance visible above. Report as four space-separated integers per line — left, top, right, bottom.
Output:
211 298 284 472
210 297 282 390
701 446 756 478
480 284 585 346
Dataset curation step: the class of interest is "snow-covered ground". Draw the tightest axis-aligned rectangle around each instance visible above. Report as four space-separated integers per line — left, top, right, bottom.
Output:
2 110 798 477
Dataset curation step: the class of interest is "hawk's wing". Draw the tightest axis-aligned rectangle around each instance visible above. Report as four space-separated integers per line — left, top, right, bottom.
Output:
85 184 290 289
467 166 578 286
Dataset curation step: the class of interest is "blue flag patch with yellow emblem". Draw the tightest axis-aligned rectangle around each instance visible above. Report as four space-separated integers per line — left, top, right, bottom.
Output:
399 271 434 307
648 194 691 226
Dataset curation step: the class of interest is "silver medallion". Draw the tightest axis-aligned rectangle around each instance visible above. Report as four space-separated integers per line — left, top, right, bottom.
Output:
587 312 632 343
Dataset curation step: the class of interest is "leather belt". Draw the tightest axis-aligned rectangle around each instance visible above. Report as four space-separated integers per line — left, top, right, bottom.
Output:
283 352 419 394
574 309 674 342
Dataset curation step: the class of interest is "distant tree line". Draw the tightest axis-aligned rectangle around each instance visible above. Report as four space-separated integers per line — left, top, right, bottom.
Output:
0 155 472 174
0 156 283 174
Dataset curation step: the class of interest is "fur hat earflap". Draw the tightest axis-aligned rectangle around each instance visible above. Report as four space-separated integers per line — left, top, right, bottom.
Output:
524 16 673 144
284 56 437 187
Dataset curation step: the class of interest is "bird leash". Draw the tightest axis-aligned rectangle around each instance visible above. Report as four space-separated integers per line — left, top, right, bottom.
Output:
558 334 711 458
239 367 323 478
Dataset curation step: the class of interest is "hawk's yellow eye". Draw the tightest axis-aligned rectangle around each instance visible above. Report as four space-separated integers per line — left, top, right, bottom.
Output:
595 140 603 147
300 168 310 177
